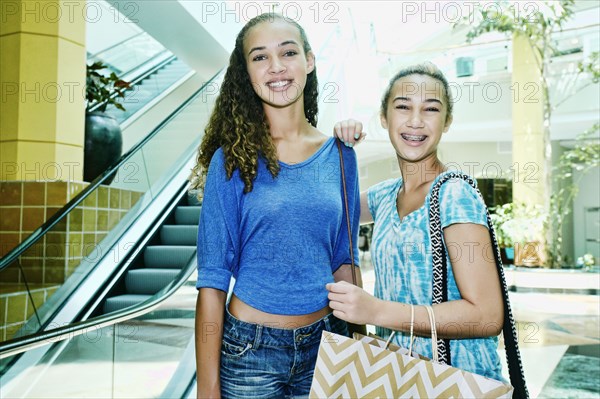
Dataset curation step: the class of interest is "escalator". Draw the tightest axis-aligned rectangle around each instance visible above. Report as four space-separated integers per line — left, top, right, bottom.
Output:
87 31 194 126
0 188 200 398
0 64 224 397
0 24 350 398
0 31 208 399
100 193 199 315
103 57 192 124
0 28 208 340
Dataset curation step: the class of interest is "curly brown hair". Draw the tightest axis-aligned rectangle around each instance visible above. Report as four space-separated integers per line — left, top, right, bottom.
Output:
189 13 319 195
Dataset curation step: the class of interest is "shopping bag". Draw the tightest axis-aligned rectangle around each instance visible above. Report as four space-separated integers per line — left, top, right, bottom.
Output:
309 306 514 398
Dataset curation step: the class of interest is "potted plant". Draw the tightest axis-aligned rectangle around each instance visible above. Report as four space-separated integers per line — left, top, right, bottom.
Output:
491 202 548 267
490 203 515 264
84 61 130 183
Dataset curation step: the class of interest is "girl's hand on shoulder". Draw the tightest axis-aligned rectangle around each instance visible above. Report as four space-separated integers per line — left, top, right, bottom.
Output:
333 119 367 147
326 281 378 325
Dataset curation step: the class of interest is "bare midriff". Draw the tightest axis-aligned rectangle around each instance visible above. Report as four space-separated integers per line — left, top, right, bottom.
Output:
228 294 331 329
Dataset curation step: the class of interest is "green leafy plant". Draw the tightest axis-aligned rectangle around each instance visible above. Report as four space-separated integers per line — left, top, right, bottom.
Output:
86 61 131 113
491 202 548 249
490 203 514 248
576 253 596 268
578 51 600 83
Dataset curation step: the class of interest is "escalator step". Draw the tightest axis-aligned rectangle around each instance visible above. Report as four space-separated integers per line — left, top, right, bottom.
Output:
103 294 151 314
144 245 195 268
175 206 201 225
126 268 180 294
160 225 198 245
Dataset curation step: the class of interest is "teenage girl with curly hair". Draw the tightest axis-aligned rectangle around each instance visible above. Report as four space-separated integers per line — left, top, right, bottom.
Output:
190 13 362 398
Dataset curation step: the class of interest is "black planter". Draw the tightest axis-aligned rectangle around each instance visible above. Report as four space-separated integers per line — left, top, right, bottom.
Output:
84 112 123 183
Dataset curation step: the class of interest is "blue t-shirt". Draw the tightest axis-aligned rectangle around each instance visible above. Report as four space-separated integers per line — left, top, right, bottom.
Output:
196 137 360 315
367 172 503 381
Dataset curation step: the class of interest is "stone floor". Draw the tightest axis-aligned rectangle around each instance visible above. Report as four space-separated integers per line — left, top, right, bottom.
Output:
509 292 599 398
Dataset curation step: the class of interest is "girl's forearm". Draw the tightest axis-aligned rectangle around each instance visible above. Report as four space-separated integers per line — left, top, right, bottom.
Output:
376 299 503 339
195 288 227 398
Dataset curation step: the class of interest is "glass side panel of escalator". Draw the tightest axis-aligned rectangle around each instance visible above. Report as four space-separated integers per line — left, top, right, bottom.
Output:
88 32 168 76
0 274 197 399
0 72 222 345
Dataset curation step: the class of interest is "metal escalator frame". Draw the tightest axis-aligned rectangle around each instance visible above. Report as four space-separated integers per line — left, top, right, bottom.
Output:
87 31 170 77
0 70 222 371
87 32 147 62
0 251 197 359
80 180 195 321
87 52 180 114
0 68 221 273
0 163 198 360
0 175 198 399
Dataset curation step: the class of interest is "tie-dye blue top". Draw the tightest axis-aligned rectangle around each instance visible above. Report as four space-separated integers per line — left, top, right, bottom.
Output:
367 172 503 381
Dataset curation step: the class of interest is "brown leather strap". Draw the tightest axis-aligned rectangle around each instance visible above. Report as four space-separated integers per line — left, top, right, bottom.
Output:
336 140 357 286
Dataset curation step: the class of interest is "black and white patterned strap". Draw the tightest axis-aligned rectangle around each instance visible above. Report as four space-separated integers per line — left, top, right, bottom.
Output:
428 172 529 399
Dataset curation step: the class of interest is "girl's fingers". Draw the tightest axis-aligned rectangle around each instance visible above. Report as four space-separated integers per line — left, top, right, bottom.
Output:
333 122 343 141
327 292 345 303
333 120 365 146
332 309 346 320
352 121 363 140
326 281 352 293
340 120 350 143
328 299 341 310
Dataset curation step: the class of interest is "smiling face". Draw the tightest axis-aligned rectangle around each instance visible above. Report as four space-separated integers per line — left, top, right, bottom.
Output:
244 19 315 109
381 74 453 164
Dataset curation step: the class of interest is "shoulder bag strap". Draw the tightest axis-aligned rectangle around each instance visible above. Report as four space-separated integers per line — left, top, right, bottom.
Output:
428 172 529 398
336 140 357 286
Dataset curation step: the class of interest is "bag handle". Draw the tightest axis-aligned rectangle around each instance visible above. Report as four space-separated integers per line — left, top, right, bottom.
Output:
428 172 529 398
424 305 439 363
336 140 357 286
408 304 415 355
384 304 435 362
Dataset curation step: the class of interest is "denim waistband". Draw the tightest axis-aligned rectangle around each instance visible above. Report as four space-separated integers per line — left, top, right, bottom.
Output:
223 306 347 349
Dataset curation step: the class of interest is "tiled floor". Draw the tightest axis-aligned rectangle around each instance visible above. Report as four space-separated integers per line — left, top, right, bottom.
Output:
510 292 599 398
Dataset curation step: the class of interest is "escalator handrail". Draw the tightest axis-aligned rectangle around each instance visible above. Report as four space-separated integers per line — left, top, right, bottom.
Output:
0 68 223 272
0 245 197 359
87 31 148 60
87 52 178 114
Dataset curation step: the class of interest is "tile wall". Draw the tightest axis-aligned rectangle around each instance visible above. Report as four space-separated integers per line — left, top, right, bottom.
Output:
0 181 144 340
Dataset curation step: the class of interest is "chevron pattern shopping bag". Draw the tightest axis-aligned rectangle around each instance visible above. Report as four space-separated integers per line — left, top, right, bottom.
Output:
309 330 513 398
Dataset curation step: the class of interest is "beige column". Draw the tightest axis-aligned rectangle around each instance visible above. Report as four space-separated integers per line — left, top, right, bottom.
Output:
511 32 550 266
511 32 549 207
0 0 86 181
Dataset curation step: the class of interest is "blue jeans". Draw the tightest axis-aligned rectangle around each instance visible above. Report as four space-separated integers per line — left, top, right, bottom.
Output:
220 307 349 399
